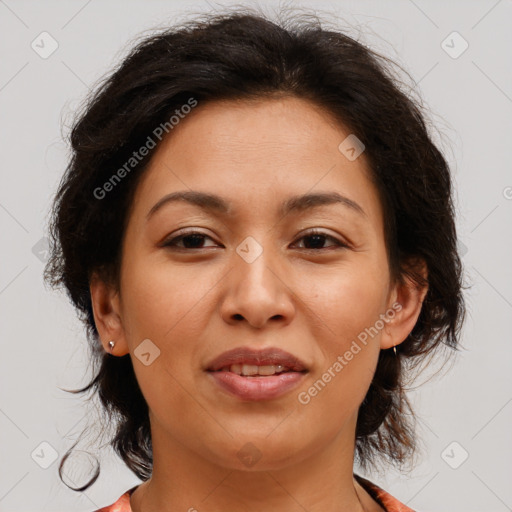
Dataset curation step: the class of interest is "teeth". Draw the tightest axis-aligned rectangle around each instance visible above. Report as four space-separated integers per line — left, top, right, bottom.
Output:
220 364 289 376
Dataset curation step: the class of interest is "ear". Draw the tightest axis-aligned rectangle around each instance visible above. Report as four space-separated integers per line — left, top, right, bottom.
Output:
89 272 129 356
380 258 429 350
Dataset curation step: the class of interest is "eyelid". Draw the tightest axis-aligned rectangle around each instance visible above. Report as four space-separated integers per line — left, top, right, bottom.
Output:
293 228 349 248
159 228 219 246
161 227 349 250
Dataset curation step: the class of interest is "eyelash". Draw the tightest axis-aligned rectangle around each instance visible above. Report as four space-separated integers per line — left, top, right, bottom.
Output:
161 229 348 251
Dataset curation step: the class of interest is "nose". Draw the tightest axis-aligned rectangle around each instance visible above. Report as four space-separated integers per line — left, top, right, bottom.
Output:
219 244 295 329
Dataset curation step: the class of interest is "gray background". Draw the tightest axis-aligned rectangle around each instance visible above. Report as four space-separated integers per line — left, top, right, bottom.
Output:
1 1 511 511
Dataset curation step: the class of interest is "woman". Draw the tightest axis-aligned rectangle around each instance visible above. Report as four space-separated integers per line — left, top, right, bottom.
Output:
45 8 466 512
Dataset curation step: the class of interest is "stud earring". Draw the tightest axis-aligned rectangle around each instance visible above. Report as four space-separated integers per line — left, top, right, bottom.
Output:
108 340 115 351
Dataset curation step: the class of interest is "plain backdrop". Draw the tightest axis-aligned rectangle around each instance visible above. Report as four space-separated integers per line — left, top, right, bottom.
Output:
1 1 511 511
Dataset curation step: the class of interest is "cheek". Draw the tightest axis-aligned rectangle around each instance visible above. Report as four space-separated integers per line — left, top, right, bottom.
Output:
297 274 384 422
120 257 214 342
298 261 387 401
119 260 214 423
306 259 389 339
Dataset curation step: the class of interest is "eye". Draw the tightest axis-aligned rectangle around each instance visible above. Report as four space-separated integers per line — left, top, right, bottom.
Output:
161 229 348 251
161 230 219 250
292 229 348 250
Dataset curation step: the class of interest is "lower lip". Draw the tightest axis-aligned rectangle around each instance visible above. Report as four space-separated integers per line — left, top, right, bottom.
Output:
207 371 307 401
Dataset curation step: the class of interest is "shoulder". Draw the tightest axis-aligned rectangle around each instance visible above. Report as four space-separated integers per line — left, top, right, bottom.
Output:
93 485 138 512
354 474 416 512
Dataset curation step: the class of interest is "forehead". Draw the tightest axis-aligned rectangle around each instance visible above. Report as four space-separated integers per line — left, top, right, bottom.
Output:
131 97 383 227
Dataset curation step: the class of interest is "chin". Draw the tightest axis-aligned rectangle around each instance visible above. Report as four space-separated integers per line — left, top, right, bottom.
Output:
202 431 311 472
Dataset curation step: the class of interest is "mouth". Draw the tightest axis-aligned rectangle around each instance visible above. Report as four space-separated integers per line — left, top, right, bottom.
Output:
205 346 309 373
205 347 309 401
210 363 308 377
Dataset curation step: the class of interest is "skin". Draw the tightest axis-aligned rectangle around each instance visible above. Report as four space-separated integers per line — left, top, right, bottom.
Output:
90 96 428 512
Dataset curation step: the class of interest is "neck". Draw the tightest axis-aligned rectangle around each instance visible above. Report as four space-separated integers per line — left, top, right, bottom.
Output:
132 412 377 512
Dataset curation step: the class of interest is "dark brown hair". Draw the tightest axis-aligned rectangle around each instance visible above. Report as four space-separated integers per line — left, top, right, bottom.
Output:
44 6 466 491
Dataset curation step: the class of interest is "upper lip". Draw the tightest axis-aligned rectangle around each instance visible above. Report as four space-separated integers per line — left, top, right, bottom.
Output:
205 346 309 372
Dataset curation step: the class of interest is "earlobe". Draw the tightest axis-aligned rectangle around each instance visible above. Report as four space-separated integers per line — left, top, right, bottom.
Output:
381 260 428 351
89 273 129 356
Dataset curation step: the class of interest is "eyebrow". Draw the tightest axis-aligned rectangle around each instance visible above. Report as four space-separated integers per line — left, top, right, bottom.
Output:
146 190 366 221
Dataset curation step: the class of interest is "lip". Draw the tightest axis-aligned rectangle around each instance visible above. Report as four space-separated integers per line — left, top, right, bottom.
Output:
205 346 309 402
205 346 309 372
207 371 307 401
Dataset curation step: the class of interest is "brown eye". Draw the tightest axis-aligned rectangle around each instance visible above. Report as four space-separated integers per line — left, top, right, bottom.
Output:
162 231 219 250
161 229 347 251
293 230 347 250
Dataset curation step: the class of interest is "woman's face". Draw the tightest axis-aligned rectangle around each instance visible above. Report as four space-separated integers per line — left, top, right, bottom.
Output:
100 96 412 470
